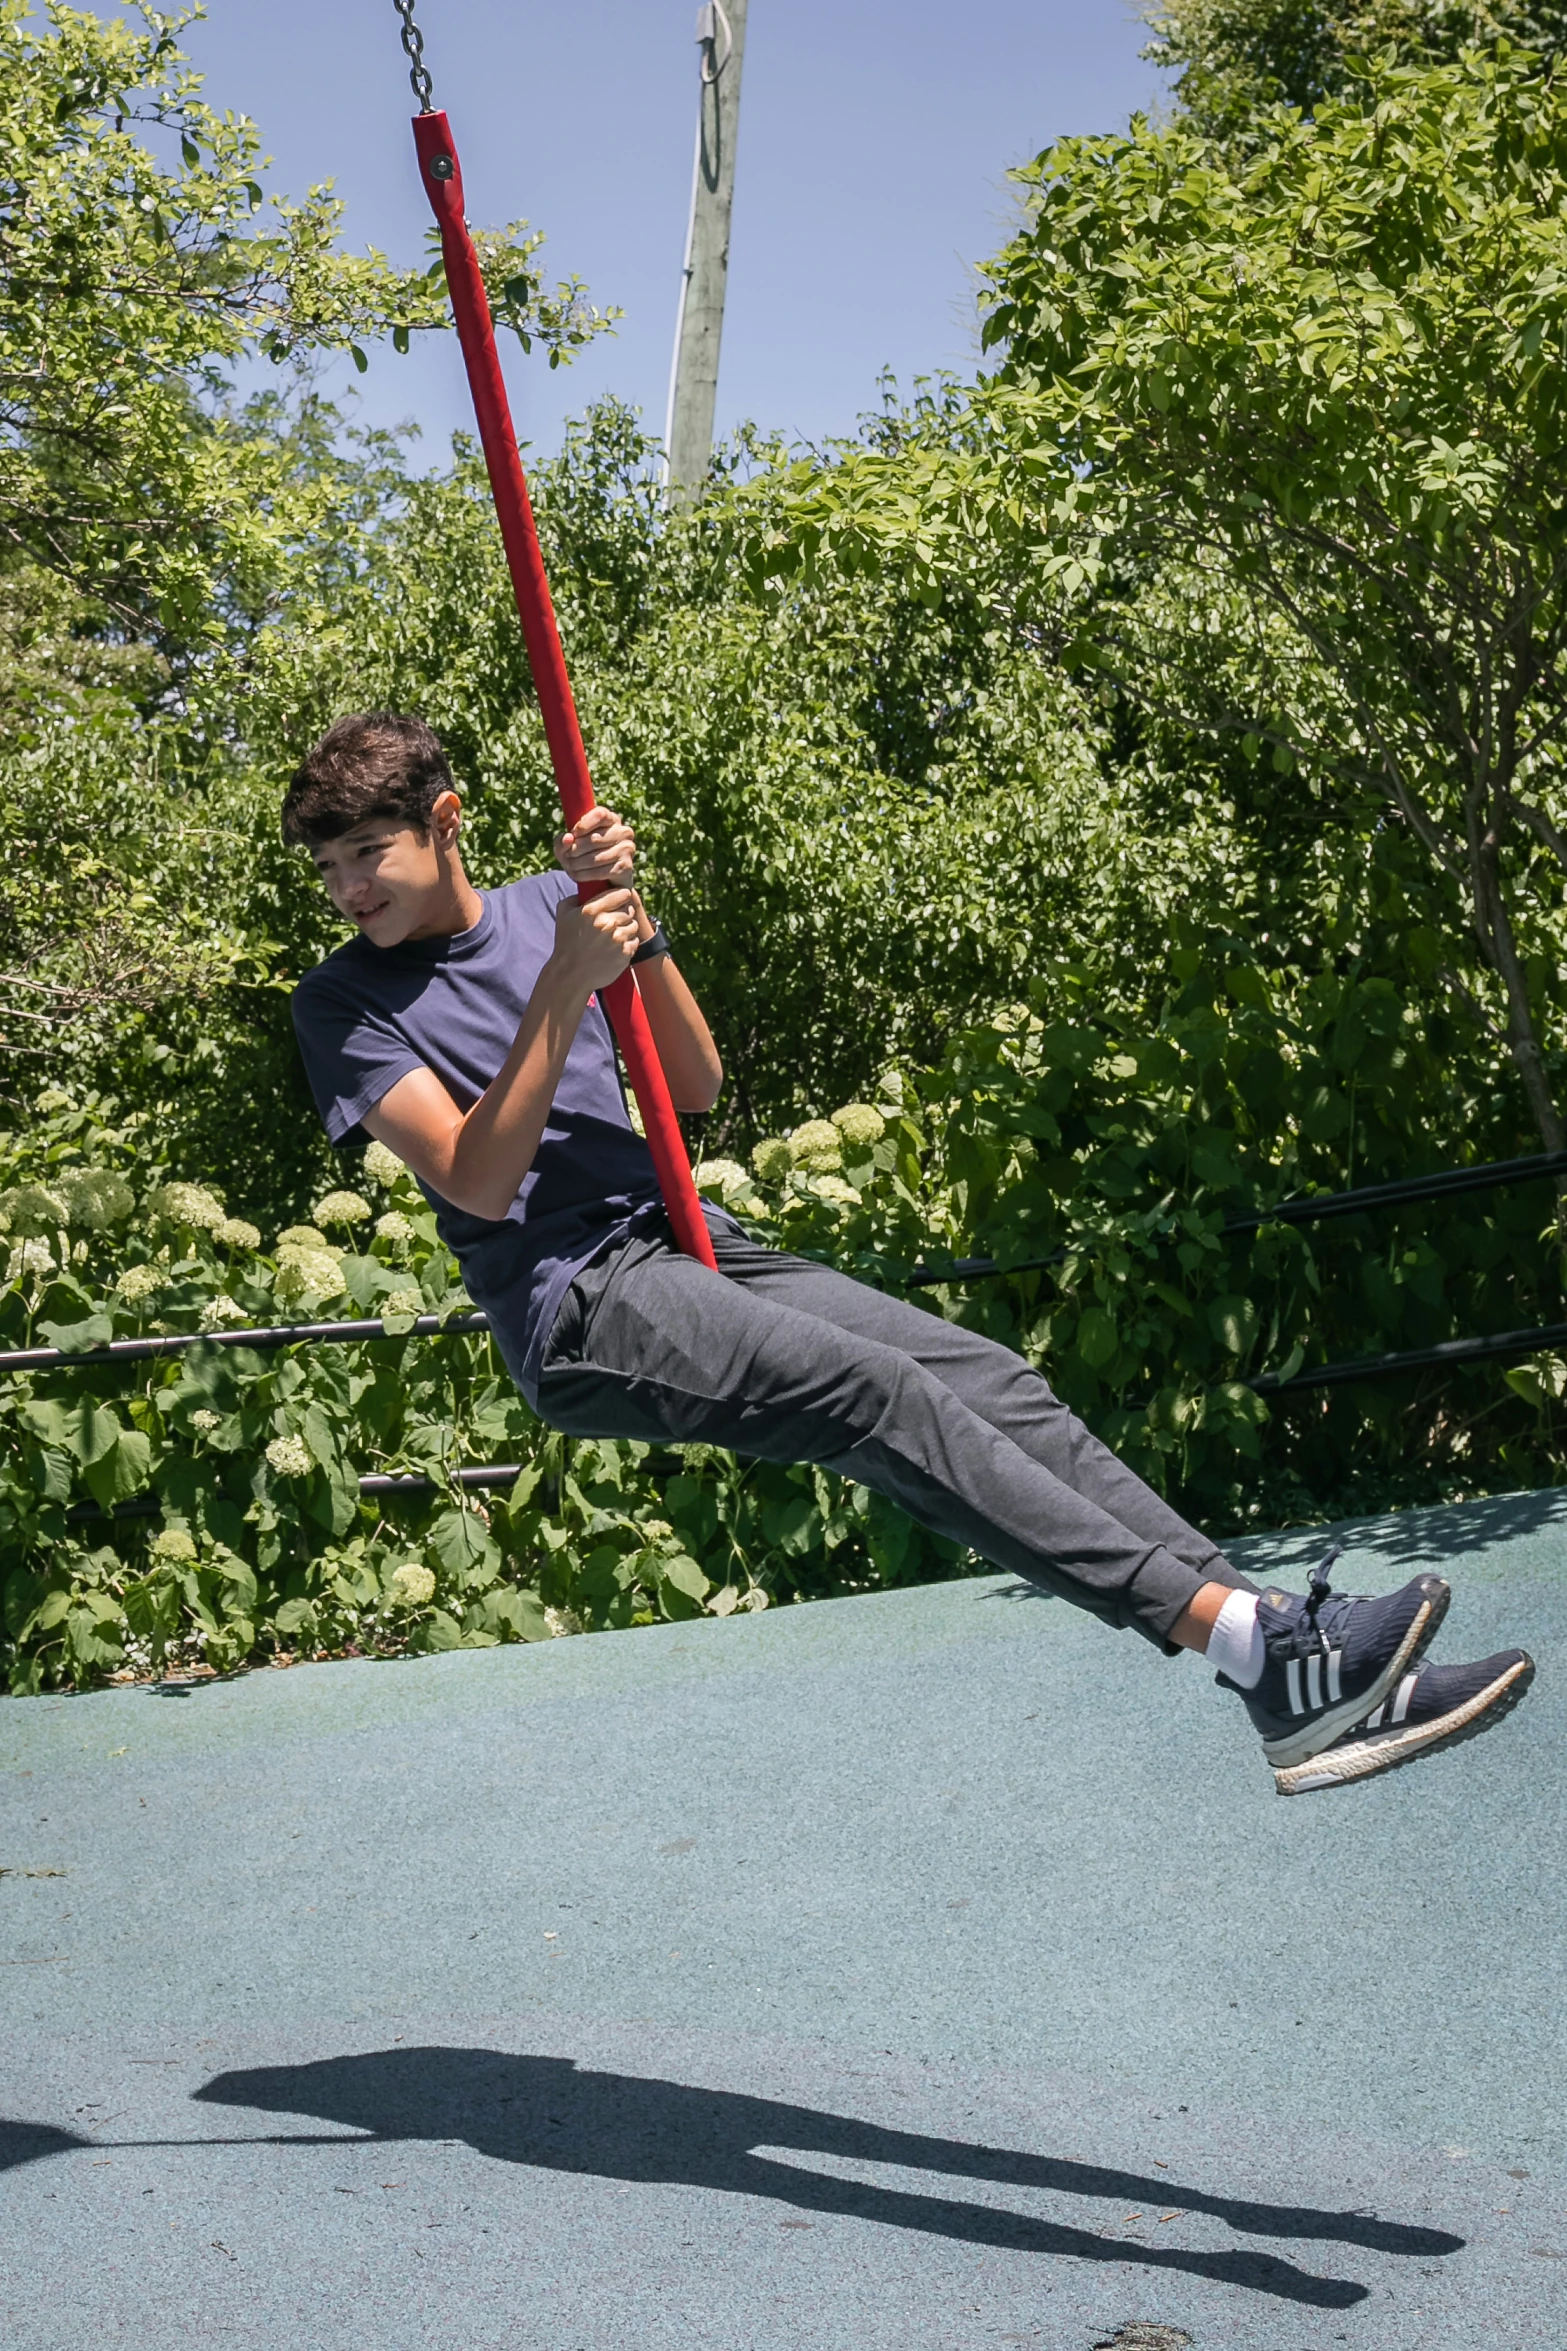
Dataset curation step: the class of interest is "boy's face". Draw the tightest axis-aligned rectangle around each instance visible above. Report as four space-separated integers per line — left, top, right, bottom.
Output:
310 795 460 946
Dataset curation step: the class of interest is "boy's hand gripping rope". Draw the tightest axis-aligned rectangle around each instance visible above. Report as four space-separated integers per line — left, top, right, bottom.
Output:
392 8 717 1270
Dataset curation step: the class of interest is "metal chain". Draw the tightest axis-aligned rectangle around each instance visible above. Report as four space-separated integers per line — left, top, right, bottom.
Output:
392 0 435 112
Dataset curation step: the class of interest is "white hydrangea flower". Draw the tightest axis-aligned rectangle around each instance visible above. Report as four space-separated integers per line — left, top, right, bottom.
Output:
199 1294 251 1331
750 1137 792 1181
8 1237 54 1280
787 1119 843 1172
640 1518 674 1542
115 1263 162 1302
382 1287 425 1319
363 1140 406 1189
831 1103 886 1150
265 1433 312 1479
388 1561 436 1607
190 1409 221 1434
153 1182 226 1231
213 1217 261 1252
1 1183 68 1237
810 1174 861 1207
150 1528 198 1563
544 1606 584 1638
56 1170 136 1229
274 1251 347 1305
374 1210 415 1249
274 1225 333 1255
313 1189 371 1229
693 1158 750 1198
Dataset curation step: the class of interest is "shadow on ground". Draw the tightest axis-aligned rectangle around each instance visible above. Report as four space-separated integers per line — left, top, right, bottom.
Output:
0 2046 1460 2308
1246 1489 1567 1575
6 2053 1464 2305
981 1488 1567 1603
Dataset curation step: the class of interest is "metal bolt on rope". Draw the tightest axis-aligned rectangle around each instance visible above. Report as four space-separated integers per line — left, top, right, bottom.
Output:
392 0 435 111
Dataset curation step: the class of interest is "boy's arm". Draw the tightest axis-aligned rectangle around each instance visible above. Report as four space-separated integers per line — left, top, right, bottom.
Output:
361 890 641 1220
626 896 723 1113
556 807 723 1115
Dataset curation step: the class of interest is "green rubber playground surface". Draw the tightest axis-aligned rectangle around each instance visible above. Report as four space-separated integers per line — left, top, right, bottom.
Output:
3 1491 1564 2349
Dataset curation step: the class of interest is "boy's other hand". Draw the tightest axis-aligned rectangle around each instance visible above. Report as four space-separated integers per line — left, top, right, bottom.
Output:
556 805 636 889
551 889 641 995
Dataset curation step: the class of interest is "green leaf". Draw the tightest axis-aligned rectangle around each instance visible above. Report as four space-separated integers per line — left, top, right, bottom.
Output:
420 1609 465 1652
301 1404 339 1470
37 1313 114 1354
82 1428 152 1510
1075 1305 1119 1368
67 1398 125 1468
20 1399 72 1452
1208 1294 1259 1357
761 1492 818 1556
429 1505 497 1578
660 1551 710 1602
67 1601 125 1668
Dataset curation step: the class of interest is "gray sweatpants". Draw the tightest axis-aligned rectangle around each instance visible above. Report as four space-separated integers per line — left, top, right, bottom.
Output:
534 1217 1252 1650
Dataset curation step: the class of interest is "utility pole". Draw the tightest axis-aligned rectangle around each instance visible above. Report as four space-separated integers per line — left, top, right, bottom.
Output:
664 0 748 502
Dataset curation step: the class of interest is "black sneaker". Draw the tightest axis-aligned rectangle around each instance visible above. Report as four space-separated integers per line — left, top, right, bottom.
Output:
1219 1547 1450 1771
1274 1647 1535 1796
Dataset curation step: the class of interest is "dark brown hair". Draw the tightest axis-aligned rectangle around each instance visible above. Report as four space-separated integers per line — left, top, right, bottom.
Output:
281 713 456 846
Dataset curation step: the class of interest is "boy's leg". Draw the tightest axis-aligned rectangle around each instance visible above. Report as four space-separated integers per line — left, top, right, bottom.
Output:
698 1226 1244 1597
536 1229 1248 1649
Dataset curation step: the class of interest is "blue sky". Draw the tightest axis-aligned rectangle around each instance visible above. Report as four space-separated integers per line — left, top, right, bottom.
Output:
174 0 1163 465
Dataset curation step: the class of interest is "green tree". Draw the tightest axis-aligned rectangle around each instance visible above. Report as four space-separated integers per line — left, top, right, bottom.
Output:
0 1 608 646
0 2 612 1111
1144 0 1567 137
760 50 1567 1160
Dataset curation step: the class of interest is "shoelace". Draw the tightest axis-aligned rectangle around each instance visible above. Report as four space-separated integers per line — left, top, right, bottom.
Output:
1301 1544 1344 1658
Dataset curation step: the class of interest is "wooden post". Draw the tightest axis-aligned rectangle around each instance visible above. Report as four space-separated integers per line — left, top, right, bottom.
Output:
665 0 749 501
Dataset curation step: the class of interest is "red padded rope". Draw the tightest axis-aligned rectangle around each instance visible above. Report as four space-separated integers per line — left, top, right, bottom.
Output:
411 112 716 1270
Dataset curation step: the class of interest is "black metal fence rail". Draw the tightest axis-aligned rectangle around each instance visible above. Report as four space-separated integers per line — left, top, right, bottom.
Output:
67 1460 527 1523
902 1146 1567 1288
1249 1320 1567 1394
12 1147 1567 1421
69 1315 1567 1525
0 1310 492 1376
66 1307 1567 1524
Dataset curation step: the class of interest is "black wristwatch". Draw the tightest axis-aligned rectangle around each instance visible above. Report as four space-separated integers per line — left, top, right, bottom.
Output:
631 923 673 966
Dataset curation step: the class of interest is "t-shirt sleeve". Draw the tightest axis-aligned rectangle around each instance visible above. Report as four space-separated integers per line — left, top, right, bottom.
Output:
291 969 428 1147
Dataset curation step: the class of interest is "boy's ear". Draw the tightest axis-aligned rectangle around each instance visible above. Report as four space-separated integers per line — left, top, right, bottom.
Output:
431 788 464 844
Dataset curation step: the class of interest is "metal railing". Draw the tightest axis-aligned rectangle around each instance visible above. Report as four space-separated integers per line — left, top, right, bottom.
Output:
901 1146 1567 1287
15 1146 1567 1483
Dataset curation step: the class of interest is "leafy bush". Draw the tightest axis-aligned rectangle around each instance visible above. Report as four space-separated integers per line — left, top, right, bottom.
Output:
7 983 1566 1693
0 1105 964 1693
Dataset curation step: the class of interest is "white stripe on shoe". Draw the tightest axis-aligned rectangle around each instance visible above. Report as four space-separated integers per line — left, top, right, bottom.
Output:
1306 1653 1322 1711
1327 1649 1342 1703
1364 1700 1386 1730
1261 1591 1445 1769
1273 1653 1534 1795
1390 1672 1419 1725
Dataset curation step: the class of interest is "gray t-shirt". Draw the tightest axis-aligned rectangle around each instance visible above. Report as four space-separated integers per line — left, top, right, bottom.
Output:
290 872 681 1404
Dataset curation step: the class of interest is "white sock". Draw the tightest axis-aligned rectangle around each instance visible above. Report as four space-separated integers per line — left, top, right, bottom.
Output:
1205 1589 1264 1688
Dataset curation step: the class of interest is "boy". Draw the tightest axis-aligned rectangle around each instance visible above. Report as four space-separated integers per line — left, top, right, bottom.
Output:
285 713 1534 1794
